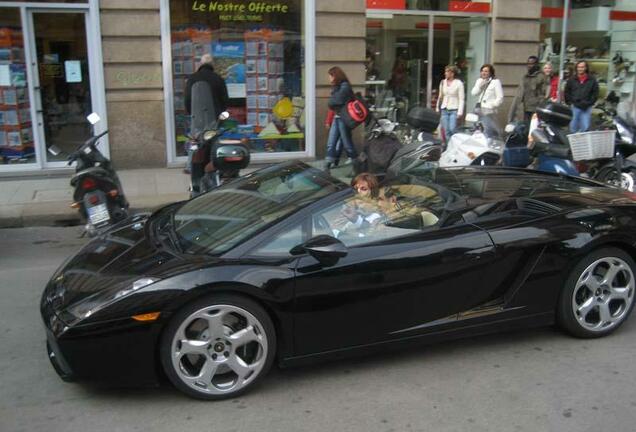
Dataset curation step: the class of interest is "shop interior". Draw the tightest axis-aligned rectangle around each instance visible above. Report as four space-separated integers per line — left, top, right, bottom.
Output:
365 13 488 122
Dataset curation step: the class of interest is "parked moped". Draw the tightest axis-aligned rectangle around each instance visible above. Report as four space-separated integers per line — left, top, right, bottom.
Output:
188 111 250 197
439 112 504 167
49 113 129 236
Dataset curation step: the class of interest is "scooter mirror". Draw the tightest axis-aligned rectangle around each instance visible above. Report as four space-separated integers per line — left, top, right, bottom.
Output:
87 112 101 125
218 111 230 121
504 123 516 133
47 145 61 156
465 113 479 123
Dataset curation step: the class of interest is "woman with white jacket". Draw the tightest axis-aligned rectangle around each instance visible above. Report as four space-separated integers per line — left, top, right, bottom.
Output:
471 63 504 137
436 65 464 143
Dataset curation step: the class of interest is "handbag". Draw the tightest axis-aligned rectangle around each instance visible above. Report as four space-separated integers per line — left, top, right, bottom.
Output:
339 94 369 129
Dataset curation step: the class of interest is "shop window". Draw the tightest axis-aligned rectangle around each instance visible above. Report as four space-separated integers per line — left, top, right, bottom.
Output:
169 0 305 160
0 8 34 165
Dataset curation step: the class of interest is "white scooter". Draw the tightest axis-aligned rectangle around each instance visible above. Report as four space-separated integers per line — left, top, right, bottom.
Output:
439 113 504 167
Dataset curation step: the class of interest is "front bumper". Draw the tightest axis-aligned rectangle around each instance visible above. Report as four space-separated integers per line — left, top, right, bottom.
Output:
41 299 164 386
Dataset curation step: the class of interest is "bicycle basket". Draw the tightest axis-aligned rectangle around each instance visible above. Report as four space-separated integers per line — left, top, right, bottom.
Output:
567 130 615 161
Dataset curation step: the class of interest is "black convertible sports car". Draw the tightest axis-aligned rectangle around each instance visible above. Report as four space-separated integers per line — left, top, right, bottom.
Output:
41 161 636 400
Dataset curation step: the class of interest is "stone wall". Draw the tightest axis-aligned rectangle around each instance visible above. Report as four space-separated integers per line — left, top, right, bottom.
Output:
100 0 166 169
315 0 366 158
491 0 543 123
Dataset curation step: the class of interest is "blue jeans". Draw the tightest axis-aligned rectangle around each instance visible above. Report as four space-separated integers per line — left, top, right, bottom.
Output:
440 109 458 142
570 106 592 133
326 117 357 162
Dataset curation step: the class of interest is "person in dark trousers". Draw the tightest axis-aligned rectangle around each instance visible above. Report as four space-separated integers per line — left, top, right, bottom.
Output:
326 66 357 168
564 60 599 133
508 55 547 128
185 53 229 127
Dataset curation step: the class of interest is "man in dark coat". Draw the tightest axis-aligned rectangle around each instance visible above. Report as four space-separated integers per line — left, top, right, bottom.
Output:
508 55 547 127
564 60 599 133
185 53 229 134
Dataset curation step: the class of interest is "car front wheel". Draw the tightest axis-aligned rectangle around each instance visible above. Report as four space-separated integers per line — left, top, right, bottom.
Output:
558 248 636 338
160 294 275 400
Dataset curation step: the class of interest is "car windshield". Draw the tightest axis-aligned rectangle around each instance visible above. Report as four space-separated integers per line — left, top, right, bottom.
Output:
173 161 347 254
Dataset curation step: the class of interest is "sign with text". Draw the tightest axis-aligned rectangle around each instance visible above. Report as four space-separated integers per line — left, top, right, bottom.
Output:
191 1 291 21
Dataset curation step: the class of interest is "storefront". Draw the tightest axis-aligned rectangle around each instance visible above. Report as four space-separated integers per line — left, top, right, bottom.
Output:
540 0 636 107
0 0 107 172
365 1 491 121
161 0 315 165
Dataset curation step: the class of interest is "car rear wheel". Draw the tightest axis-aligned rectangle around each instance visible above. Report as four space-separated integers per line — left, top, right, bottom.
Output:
160 294 275 400
558 248 636 338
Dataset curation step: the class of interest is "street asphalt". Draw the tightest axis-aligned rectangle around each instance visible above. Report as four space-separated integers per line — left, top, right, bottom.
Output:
2 226 636 432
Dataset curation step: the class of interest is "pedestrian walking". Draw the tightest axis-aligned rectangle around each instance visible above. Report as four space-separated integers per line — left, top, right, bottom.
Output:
326 66 357 168
471 63 504 137
564 60 599 133
508 55 547 128
436 65 465 143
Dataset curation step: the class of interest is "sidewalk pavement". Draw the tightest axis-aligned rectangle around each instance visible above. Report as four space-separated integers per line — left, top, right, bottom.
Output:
0 167 194 228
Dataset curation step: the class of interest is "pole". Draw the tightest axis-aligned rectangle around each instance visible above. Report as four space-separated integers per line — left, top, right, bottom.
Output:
557 0 570 102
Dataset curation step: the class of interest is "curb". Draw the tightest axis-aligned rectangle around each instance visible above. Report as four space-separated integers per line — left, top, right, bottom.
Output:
0 194 188 229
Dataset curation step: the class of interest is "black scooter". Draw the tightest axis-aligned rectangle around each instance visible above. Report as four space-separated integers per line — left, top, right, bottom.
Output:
51 113 129 235
189 112 250 197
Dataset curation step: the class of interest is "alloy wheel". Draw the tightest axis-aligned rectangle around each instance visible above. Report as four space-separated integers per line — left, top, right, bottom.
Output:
572 256 635 332
169 303 269 397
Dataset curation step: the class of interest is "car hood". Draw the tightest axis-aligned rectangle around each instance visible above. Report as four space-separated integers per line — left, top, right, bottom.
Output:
44 214 214 313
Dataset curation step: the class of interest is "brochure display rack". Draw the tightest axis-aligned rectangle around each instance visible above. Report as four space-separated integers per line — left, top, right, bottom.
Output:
0 27 33 162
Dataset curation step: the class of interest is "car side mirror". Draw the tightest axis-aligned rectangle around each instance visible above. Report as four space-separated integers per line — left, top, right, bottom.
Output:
290 235 348 266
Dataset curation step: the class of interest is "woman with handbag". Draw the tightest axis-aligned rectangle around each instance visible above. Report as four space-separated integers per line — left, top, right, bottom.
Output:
436 65 465 143
471 63 504 137
326 66 357 168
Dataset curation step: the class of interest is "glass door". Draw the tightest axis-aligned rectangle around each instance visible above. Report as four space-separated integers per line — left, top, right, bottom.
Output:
29 10 93 166
448 17 490 111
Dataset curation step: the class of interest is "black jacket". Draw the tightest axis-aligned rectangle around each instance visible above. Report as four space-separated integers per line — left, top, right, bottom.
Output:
328 81 354 111
564 75 599 110
184 64 229 115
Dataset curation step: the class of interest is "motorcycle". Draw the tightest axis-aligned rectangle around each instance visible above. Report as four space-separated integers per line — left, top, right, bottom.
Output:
587 102 636 191
356 106 442 178
189 111 250 197
507 102 636 191
439 112 504 167
49 112 129 236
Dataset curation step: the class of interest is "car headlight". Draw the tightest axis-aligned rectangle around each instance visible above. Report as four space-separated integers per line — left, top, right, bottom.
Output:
65 277 159 320
616 122 633 144
203 130 218 141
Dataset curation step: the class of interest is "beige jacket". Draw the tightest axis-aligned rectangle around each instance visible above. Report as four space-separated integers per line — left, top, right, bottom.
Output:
436 79 465 116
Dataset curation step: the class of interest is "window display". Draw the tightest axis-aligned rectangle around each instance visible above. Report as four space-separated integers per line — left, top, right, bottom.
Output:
0 9 34 165
169 0 305 158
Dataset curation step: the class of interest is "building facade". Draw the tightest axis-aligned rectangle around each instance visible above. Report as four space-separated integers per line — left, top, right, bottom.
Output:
0 0 634 174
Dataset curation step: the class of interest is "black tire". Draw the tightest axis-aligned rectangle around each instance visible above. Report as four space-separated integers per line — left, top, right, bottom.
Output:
160 294 276 400
557 247 636 338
